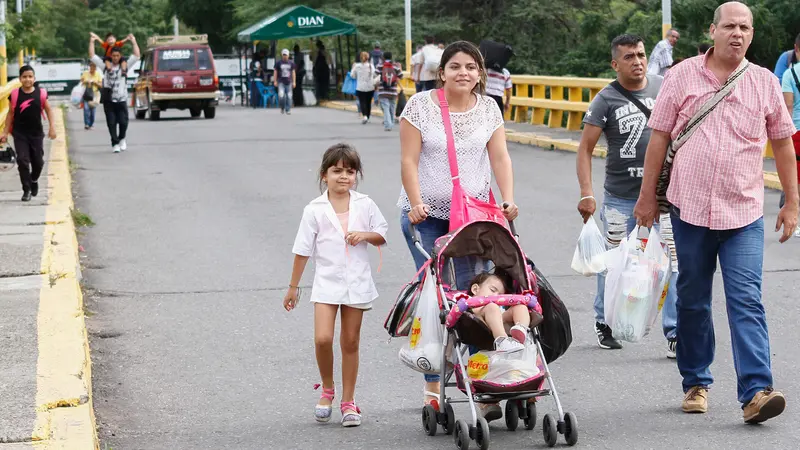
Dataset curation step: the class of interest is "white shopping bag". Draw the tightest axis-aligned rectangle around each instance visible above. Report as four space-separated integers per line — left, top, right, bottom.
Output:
570 216 607 276
603 226 670 343
70 84 85 106
398 273 444 374
467 343 540 384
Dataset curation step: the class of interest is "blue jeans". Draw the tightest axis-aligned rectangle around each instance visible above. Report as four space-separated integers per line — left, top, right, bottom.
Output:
83 101 96 128
278 83 292 112
415 82 423 93
379 97 396 130
400 213 488 383
671 208 771 405
249 81 261 107
594 192 678 340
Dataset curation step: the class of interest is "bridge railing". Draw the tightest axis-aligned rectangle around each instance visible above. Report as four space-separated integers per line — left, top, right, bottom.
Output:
0 79 23 135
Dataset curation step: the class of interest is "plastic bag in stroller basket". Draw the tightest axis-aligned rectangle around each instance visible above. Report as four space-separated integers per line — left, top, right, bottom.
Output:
398 272 444 374
455 344 544 393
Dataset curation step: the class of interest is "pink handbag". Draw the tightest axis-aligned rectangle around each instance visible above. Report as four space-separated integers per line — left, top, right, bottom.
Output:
436 89 506 232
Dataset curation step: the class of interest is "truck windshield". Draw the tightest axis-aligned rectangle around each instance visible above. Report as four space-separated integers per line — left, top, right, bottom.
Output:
157 49 196 71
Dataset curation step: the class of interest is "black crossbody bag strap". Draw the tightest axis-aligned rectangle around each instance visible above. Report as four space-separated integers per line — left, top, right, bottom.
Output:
610 80 651 119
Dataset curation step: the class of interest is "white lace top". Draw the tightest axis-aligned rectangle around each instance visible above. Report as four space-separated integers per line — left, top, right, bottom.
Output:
397 91 505 220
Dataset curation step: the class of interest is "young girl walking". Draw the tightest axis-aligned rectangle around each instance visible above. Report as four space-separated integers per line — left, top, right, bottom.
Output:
284 144 388 427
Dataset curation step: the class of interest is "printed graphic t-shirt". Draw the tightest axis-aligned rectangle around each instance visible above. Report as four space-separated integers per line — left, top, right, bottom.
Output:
583 74 663 199
275 60 296 85
12 87 46 137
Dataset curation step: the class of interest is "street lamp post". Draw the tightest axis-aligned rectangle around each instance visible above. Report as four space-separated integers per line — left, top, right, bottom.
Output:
16 0 23 67
404 0 411 72
662 0 671 39
1 0 7 85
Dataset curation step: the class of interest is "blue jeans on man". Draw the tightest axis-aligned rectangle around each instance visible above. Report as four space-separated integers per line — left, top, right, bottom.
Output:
595 192 678 340
278 83 292 113
379 97 396 131
670 207 772 405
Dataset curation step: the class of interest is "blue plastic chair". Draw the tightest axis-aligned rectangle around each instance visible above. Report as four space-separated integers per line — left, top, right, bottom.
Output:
254 80 278 108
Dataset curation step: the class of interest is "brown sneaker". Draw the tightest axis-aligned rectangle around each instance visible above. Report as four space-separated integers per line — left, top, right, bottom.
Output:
682 386 708 413
743 387 785 424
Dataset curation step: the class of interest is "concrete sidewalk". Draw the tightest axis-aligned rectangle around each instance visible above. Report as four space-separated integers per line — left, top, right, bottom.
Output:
0 109 98 449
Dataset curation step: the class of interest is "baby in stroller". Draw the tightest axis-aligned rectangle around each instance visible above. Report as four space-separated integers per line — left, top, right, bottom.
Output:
467 271 531 353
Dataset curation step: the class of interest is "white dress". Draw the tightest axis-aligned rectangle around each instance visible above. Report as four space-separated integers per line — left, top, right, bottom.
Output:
397 91 505 220
292 190 388 310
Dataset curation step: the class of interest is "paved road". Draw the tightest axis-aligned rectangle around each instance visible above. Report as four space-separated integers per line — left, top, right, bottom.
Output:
70 105 800 449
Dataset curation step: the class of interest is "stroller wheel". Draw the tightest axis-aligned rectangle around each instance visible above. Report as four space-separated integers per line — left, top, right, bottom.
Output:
476 416 491 450
422 405 438 436
542 414 557 447
523 401 537 430
504 401 519 431
454 419 470 450
443 401 456 435
563 412 578 446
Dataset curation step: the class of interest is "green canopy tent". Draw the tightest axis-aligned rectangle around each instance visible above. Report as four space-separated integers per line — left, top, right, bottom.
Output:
236 6 359 106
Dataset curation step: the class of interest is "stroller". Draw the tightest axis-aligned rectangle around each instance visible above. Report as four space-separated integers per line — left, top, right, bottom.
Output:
408 219 577 449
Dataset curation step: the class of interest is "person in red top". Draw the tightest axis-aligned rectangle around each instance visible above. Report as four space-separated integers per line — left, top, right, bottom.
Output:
634 1 798 424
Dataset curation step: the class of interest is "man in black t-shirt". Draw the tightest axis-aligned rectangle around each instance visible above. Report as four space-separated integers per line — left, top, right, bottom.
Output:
0 65 57 201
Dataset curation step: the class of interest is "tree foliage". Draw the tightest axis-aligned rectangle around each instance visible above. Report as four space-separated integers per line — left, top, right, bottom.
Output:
6 0 798 76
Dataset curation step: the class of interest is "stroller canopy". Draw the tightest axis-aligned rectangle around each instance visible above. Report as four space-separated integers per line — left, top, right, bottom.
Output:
433 221 530 291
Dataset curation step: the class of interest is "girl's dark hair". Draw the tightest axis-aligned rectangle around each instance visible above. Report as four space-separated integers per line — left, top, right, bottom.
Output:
318 143 363 192
437 40 486 94
468 270 511 296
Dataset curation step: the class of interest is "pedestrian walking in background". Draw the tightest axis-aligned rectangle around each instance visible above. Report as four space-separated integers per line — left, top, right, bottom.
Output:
293 44 306 107
418 36 442 92
0 65 57 202
351 52 375 124
576 34 679 357
284 144 388 428
411 45 424 93
773 47 796 81
375 52 403 131
398 40 518 420
647 28 680 76
779 32 800 217
312 40 332 102
274 49 297 115
80 62 103 130
90 32 140 153
485 66 512 116
634 1 798 423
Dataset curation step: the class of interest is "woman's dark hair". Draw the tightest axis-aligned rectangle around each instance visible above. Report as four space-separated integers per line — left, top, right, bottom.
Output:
468 270 511 296
19 65 34 76
437 40 486 94
793 33 800 64
318 143 363 192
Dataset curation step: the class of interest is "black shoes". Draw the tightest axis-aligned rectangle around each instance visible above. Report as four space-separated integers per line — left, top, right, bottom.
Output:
31 181 38 197
595 322 623 349
21 191 31 202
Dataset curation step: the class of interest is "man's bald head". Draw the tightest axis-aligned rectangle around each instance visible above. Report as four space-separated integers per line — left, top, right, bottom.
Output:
713 1 753 26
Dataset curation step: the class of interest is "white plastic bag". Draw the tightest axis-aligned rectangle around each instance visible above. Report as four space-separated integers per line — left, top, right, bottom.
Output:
570 216 607 276
70 84 85 106
466 344 540 385
398 273 444 374
603 226 671 343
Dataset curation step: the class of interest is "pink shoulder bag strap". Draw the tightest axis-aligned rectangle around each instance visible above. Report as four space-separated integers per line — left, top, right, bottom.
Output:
436 89 505 232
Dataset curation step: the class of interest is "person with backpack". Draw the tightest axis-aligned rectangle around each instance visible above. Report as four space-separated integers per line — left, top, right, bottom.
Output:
575 34 679 357
0 65 57 202
374 52 403 131
89 32 140 153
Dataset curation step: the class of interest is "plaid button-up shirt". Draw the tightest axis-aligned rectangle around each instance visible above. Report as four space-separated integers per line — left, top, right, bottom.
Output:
648 53 797 230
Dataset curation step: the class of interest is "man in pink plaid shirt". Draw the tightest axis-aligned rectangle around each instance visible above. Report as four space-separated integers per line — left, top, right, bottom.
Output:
634 1 799 424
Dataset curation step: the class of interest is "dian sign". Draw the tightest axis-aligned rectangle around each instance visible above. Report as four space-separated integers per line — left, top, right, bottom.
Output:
292 15 324 28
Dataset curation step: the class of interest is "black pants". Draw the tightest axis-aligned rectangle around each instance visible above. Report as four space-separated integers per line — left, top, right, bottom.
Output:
488 95 504 115
14 133 44 192
421 80 436 91
315 76 329 102
356 90 373 119
104 101 129 146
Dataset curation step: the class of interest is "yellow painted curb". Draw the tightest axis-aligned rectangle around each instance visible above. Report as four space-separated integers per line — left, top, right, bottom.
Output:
33 108 99 450
319 100 782 191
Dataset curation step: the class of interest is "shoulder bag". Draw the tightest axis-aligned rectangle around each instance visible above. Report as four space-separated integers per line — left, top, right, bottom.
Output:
436 89 506 231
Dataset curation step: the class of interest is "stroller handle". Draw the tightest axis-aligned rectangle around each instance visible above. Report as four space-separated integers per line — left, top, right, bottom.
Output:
502 202 519 238
407 221 432 260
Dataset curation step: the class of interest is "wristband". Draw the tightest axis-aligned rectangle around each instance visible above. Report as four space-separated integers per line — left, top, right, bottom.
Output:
580 195 595 201
289 284 299 289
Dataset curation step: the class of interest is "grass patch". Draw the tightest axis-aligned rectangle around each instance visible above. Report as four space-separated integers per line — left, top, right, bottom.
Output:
71 208 95 228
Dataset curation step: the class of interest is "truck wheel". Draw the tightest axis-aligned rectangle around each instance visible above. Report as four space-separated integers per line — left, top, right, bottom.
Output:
203 107 216 119
148 92 160 121
190 107 201 118
135 109 146 120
